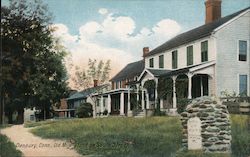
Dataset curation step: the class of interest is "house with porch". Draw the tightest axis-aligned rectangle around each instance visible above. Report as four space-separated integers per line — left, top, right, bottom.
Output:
56 81 110 118
93 0 250 117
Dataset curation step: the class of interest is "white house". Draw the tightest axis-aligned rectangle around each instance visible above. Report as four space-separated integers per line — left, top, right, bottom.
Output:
93 0 250 117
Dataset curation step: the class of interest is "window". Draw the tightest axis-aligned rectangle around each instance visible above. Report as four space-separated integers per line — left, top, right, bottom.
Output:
239 40 247 61
187 46 193 66
120 81 122 88
239 75 248 96
159 55 164 68
149 58 154 68
201 41 208 62
172 50 178 69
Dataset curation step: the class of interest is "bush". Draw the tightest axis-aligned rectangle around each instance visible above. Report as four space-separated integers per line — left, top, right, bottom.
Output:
177 98 191 113
76 103 93 118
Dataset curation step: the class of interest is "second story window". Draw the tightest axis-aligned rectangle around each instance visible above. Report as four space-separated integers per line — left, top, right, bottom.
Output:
187 46 193 66
149 58 154 68
159 55 164 68
239 40 247 61
201 41 208 62
172 50 178 69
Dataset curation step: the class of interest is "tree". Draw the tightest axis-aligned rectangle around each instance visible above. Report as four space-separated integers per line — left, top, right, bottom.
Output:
72 59 111 90
1 0 69 124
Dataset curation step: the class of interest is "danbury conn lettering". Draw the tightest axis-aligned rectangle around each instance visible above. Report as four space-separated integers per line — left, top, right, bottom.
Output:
16 143 37 149
187 117 202 150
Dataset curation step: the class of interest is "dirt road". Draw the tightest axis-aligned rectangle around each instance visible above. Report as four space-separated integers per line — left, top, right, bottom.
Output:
0 125 82 157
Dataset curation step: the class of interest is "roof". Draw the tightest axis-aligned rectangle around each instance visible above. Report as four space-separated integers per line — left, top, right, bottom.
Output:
67 84 109 101
145 7 250 57
147 69 171 77
110 60 144 81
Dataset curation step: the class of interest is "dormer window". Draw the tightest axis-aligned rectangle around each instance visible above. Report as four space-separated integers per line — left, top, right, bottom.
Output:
239 40 247 61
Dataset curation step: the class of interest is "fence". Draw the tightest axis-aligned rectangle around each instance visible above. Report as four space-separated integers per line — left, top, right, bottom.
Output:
220 97 250 115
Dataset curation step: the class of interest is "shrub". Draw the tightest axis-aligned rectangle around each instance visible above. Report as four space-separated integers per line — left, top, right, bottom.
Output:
177 98 191 113
103 109 108 115
76 102 93 118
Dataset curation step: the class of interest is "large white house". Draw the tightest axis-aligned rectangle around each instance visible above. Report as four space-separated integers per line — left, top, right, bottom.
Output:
92 0 250 117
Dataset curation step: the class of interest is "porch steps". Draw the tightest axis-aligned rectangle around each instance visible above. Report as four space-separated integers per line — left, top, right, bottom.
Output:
134 111 146 118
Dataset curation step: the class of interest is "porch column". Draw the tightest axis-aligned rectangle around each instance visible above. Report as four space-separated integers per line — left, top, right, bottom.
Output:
188 73 193 99
127 88 133 117
120 92 125 115
107 94 111 115
136 84 139 102
200 76 203 96
141 90 145 110
172 76 177 109
146 91 150 109
68 111 71 118
128 88 131 111
160 99 164 109
155 78 158 108
100 96 104 115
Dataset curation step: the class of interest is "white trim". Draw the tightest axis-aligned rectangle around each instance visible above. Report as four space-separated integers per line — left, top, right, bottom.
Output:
190 60 216 72
213 9 250 32
138 68 155 81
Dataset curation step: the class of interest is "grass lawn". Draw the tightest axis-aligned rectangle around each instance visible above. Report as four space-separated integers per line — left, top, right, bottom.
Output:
29 117 182 157
0 125 22 157
28 115 250 157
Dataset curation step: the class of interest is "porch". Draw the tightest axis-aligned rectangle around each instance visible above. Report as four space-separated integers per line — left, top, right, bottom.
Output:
93 61 216 117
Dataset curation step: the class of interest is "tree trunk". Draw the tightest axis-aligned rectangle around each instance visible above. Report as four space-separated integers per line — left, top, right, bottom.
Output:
17 108 24 124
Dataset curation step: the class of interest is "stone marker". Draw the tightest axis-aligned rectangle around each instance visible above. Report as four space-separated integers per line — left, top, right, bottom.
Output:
181 96 231 153
187 117 202 150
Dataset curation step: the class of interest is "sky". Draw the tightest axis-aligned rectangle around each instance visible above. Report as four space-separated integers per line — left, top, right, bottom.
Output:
2 0 250 88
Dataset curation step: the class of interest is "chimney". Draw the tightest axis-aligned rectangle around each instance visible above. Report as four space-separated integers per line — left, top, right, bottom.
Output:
93 79 98 87
143 47 149 61
205 0 221 24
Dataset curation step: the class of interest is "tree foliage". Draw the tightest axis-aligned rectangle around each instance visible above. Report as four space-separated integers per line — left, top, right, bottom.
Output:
1 0 69 123
72 59 111 90
76 102 93 118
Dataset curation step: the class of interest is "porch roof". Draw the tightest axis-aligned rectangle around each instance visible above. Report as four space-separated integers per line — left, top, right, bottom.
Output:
92 88 129 96
159 61 215 77
147 69 172 77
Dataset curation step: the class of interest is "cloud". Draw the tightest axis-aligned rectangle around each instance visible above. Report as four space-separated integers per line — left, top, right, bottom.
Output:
52 13 181 89
98 8 108 15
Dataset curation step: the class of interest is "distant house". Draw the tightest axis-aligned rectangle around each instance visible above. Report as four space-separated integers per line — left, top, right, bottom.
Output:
24 107 37 122
56 82 110 118
93 0 250 117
